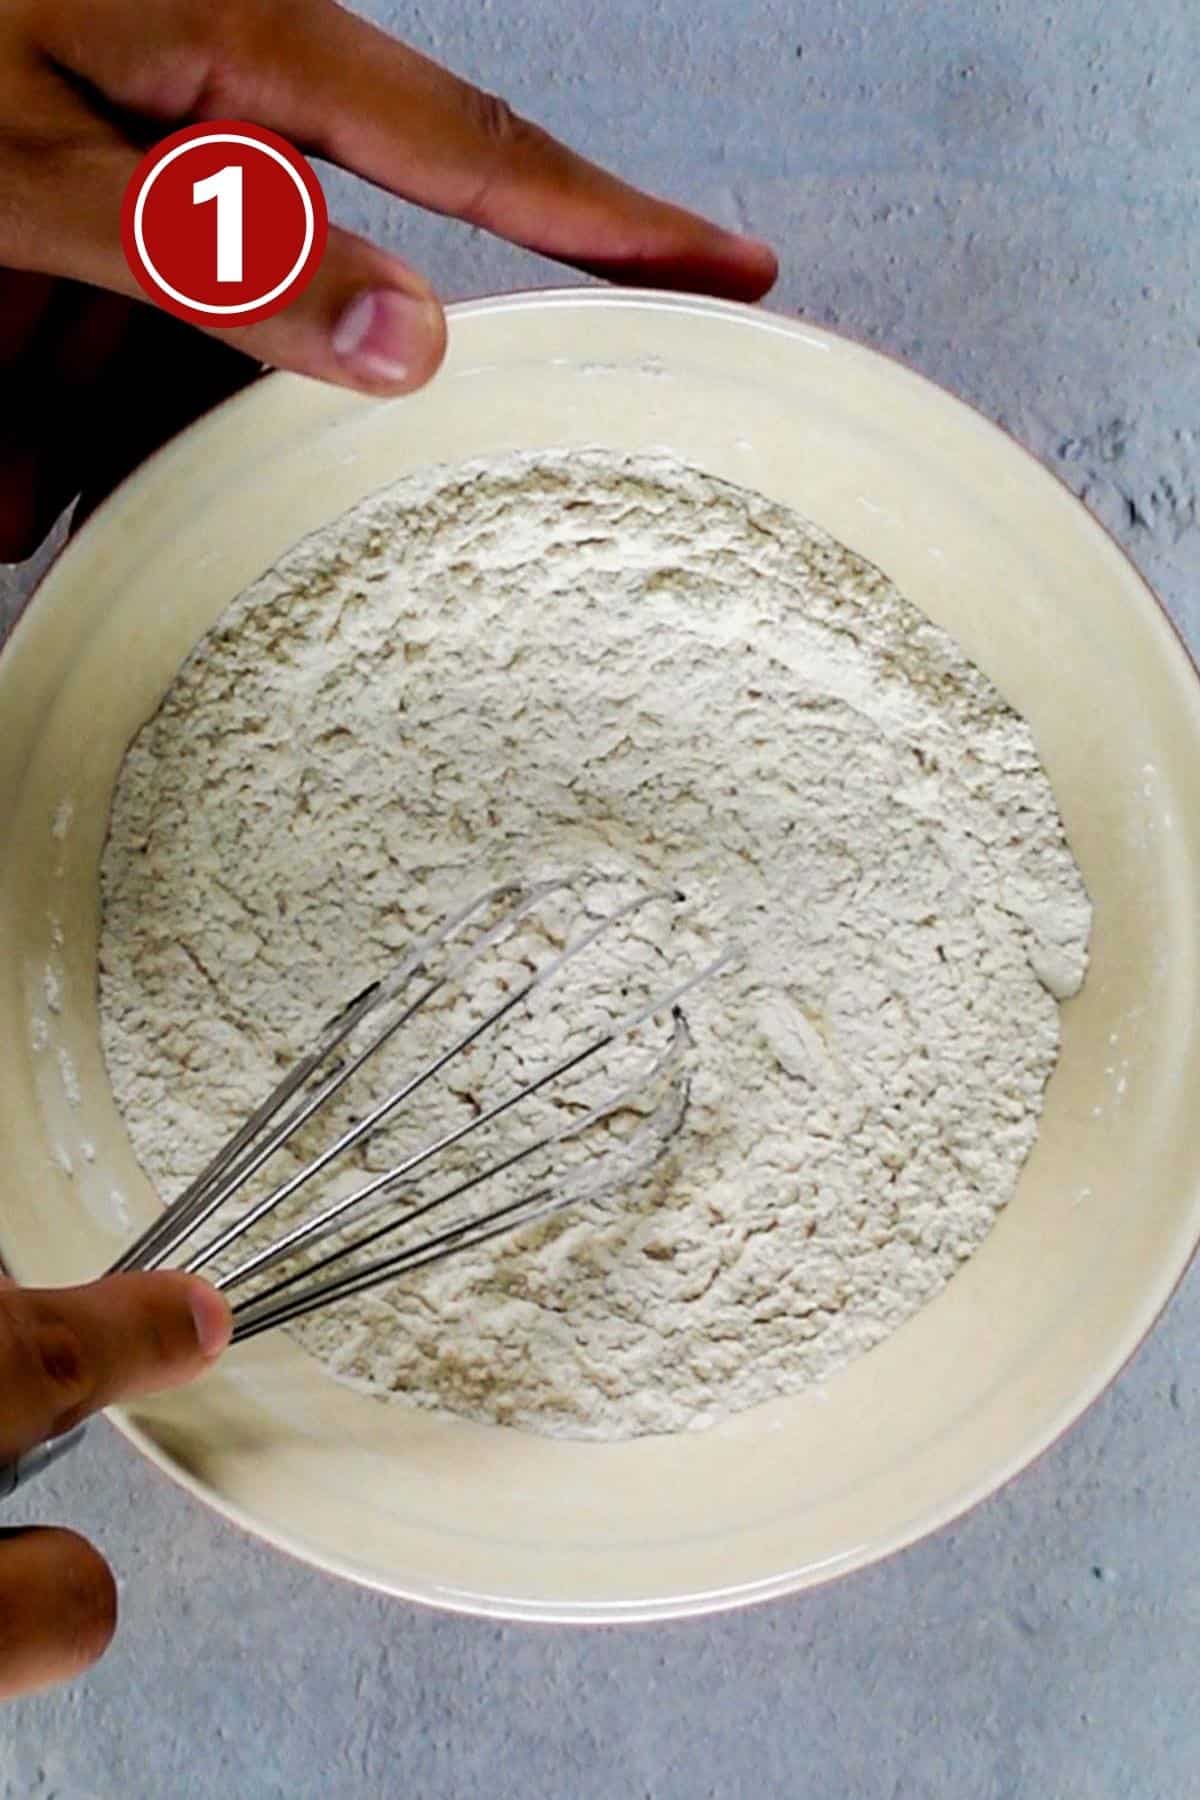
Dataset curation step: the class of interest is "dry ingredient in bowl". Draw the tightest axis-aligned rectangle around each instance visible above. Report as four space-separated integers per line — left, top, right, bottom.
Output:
98 449 1091 1440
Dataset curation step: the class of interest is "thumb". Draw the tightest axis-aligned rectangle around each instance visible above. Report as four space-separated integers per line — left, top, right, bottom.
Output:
17 131 446 398
231 226 449 397
0 1273 232 1462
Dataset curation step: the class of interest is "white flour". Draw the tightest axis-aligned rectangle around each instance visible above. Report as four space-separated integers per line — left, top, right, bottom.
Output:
98 449 1091 1439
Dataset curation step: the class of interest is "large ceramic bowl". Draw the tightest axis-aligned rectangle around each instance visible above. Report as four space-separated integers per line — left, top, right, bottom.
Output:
2 289 1198 1621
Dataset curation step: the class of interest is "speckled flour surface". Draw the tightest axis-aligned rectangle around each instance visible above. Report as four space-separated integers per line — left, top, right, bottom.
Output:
98 448 1091 1439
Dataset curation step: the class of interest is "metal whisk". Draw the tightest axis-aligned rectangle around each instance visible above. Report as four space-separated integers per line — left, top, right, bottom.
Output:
106 875 731 1342
2 876 728 1497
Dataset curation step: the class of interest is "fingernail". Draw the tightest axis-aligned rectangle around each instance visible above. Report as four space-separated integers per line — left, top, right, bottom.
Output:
188 1281 233 1360
331 288 437 384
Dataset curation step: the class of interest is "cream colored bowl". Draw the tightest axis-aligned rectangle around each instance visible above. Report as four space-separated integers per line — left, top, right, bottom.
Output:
2 290 1198 1621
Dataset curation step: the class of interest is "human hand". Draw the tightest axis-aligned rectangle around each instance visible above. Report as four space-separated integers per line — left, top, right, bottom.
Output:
0 0 777 560
0 1271 231 1698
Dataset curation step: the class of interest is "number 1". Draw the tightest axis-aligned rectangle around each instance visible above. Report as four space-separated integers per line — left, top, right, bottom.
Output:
193 164 244 283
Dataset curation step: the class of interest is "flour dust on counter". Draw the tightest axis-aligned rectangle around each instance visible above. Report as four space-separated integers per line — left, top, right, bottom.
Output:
98 448 1091 1440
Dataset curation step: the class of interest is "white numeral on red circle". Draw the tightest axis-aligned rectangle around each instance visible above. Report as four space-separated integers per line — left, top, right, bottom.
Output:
192 164 244 283
123 123 327 323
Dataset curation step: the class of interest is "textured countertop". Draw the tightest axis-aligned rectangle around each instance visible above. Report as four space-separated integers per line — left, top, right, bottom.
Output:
2 2 1198 1794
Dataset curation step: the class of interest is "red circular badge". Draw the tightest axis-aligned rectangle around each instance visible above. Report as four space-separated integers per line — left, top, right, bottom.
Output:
121 122 328 327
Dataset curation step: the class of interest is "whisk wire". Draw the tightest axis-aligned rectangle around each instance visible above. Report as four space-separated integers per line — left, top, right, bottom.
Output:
104 879 732 1344
229 1031 692 1343
176 886 674 1277
106 882 525 1275
120 878 566 1274
220 1003 692 1303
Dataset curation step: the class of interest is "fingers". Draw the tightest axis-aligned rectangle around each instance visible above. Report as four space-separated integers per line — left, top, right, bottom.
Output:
1 106 447 399
35 0 777 300
0 0 779 566
19 1 775 404
0 1273 231 1462
0 1527 117 1699
244 6 779 301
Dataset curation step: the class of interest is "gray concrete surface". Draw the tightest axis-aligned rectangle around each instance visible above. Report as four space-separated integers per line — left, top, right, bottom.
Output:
2 1 1199 1794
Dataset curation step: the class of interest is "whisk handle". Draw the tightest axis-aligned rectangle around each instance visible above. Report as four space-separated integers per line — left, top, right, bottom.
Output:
0 1423 88 1503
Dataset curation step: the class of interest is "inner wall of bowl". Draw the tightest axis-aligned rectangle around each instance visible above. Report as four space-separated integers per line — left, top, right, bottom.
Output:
2 292 1199 1618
